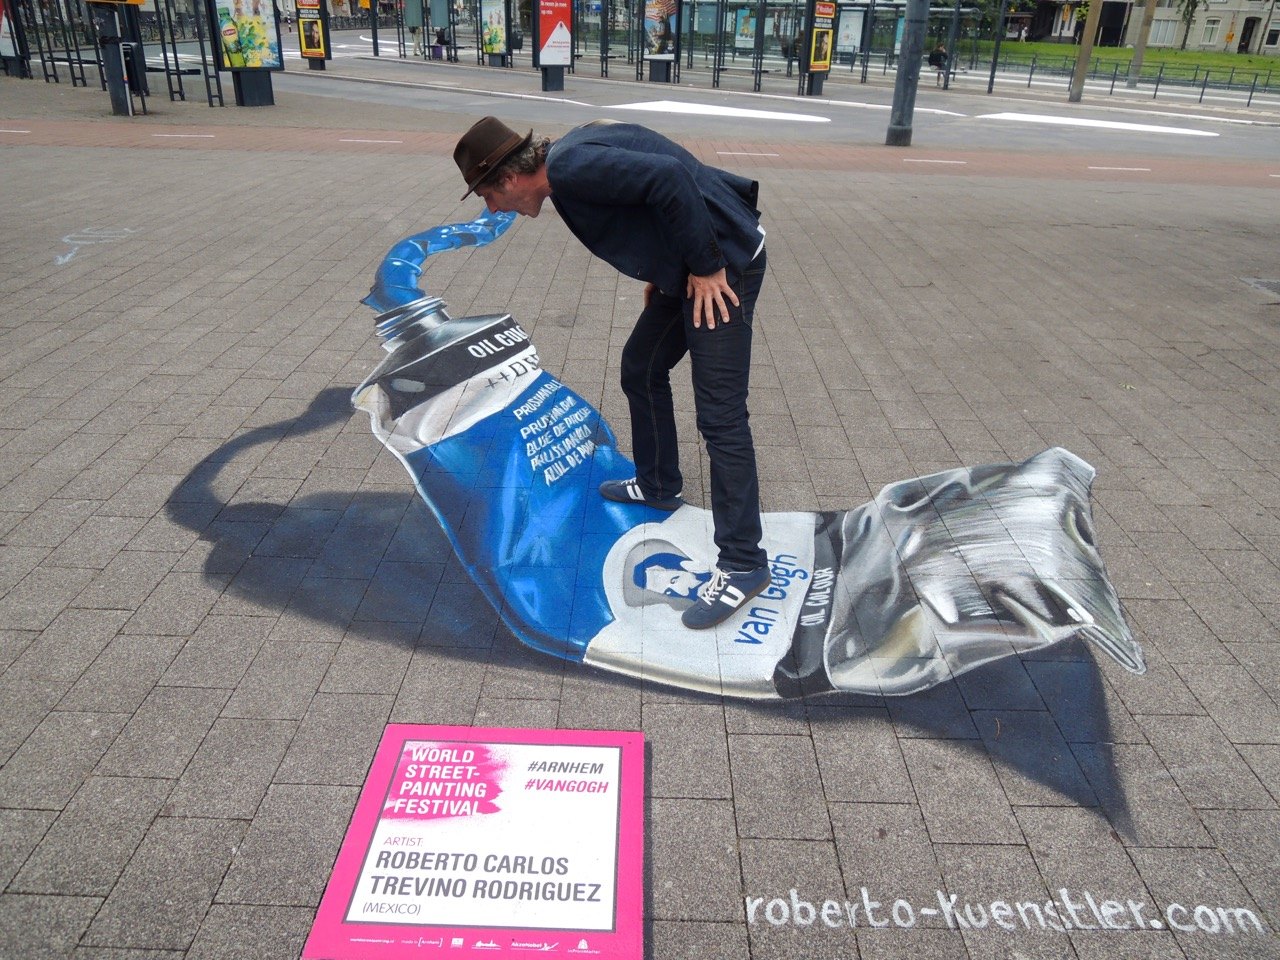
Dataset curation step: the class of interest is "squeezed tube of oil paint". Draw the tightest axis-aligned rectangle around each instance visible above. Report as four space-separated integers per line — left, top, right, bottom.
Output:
354 214 1143 698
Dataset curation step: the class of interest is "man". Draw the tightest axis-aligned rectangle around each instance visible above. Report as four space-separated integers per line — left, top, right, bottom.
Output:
452 116 770 629
927 43 948 86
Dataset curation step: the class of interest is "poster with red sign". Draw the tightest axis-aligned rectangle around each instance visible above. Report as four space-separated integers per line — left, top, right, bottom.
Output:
535 0 571 67
807 0 835 72
303 725 645 960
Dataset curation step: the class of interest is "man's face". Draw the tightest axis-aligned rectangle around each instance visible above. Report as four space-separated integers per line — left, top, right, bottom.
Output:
475 172 544 218
643 566 705 600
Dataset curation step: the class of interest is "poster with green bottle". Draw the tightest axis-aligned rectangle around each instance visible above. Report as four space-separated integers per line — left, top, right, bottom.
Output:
206 0 283 71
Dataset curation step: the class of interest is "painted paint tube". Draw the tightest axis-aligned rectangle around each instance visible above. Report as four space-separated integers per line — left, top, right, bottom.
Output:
354 214 1144 699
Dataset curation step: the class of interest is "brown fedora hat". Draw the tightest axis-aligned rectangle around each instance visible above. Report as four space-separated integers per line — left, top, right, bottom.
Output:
454 116 533 201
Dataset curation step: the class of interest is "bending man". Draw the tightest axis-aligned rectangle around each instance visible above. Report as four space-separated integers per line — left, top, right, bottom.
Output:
453 116 771 629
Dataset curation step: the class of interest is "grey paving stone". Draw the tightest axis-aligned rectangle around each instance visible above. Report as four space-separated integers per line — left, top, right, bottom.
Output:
1072 742 1214 848
6 609 130 684
1104 649 1206 718
1128 846 1267 949
274 693 391 786
854 927 970 960
166 718 296 819
886 680 981 741
95 686 229 780
0 677 68 767
1023 659 1145 746
642 703 731 800
0 565 97 631
959 926 1079 959
220 640 336 720
478 632 567 702
1136 714 1274 811
216 783 359 907
0 808 54 890
830 802 946 924
728 734 829 841
271 576 367 644
1067 929 1195 960
0 710 127 811
1175 663 1280 745
11 776 171 896
185 903 316 960
211 556 312 619
973 709 1100 809
1199 809 1280 934
649 920 751 960
1017 806 1149 906
57 634 187 714
121 571 228 637
474 696 562 729
721 699 810 737
160 615 273 689
899 738 1021 845
353 560 442 624
1239 744 1280 803
0 628 38 672
0 892 101 960
2 497 97 549
556 666 643 732
390 648 486 726
319 622 416 695
70 550 179 613
649 798 741 922
84 817 247 951
808 707 914 804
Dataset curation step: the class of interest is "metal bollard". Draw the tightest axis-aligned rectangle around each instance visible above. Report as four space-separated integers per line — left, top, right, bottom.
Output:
1153 63 1164 99
1247 73 1258 107
1027 53 1036 88
1199 69 1209 103
1109 62 1119 95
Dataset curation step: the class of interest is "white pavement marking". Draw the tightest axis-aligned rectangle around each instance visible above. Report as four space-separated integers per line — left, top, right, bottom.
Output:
903 158 967 164
977 112 1219 137
1271 174 1280 178
717 151 781 157
152 133 216 138
0 129 31 134
609 100 830 123
339 138 405 143
1088 165 1152 171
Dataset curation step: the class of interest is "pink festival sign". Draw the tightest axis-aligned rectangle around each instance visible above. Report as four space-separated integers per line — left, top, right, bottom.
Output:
304 725 645 960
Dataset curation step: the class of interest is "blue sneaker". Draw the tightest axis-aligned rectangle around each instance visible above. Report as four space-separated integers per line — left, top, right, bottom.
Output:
599 478 684 512
681 565 772 629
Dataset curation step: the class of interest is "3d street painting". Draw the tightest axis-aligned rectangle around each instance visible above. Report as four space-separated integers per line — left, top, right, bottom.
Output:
152 216 1280 957
352 211 1146 701
165 213 1151 813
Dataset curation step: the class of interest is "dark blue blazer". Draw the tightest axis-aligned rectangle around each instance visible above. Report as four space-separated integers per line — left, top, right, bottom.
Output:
545 122 764 296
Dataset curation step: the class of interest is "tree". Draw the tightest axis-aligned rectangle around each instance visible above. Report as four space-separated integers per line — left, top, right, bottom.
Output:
1176 0 1203 50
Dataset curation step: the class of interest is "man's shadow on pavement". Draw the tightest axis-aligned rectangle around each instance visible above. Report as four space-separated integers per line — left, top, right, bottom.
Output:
164 387 1133 834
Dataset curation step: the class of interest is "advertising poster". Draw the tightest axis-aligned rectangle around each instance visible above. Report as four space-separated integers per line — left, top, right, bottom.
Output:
535 0 571 66
835 7 861 55
642 0 676 59
298 0 327 58
732 6 754 49
807 0 834 71
207 0 283 69
304 725 645 960
0 0 19 58
480 0 506 54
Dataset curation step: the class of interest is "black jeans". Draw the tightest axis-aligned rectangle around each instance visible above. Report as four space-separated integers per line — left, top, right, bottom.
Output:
620 251 768 572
